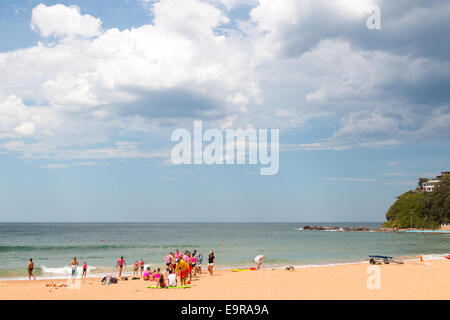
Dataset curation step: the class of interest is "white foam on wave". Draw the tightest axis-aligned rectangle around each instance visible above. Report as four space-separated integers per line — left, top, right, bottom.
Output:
41 265 105 275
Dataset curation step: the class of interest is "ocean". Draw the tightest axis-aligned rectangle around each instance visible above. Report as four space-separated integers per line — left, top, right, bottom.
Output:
0 222 449 280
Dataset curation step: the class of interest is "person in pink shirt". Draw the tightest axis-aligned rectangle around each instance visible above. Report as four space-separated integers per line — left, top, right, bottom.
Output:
143 267 151 280
139 259 145 275
175 249 182 260
191 254 198 277
116 256 126 277
82 261 88 279
133 261 139 275
184 251 193 282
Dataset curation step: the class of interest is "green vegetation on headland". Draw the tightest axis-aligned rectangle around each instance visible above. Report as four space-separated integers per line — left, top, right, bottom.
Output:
383 174 450 229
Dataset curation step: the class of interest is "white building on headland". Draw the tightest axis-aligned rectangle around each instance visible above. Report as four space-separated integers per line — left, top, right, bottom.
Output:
421 180 440 192
420 171 449 192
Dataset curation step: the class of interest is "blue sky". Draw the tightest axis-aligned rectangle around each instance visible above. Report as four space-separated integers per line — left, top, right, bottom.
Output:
0 0 449 222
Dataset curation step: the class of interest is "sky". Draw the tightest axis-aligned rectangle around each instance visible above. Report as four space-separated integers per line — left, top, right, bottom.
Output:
0 0 449 222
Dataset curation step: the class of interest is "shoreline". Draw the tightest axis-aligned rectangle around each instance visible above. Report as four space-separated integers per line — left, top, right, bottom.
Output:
1 254 448 282
0 258 448 300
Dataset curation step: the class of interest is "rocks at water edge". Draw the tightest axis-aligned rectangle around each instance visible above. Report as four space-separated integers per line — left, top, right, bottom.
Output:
301 226 393 232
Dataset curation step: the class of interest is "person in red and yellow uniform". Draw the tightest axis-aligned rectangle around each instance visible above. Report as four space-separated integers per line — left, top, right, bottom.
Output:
176 258 189 286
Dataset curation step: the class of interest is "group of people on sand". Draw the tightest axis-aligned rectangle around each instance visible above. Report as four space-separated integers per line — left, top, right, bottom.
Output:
114 249 216 288
27 251 264 282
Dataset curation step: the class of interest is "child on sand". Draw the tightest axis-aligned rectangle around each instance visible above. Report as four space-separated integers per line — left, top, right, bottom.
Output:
156 268 161 280
82 261 87 278
28 258 35 280
167 269 177 287
133 261 139 275
139 259 145 275
143 267 151 280
157 274 166 288
152 269 158 281
255 255 266 270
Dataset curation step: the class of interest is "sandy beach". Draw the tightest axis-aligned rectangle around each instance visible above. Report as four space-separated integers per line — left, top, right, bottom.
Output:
0 259 448 300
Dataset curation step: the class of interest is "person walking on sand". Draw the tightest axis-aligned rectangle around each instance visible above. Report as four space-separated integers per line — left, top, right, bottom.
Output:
82 261 87 278
133 260 139 275
116 256 126 277
255 255 266 270
70 257 78 279
207 251 215 276
139 258 145 275
28 258 35 280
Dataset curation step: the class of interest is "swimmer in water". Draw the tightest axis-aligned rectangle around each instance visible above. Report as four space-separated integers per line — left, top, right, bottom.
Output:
28 258 35 280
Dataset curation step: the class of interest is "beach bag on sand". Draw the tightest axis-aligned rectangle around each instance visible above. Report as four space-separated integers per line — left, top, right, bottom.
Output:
101 274 117 284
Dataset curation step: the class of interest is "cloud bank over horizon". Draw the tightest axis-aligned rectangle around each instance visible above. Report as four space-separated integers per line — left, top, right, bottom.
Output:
0 0 449 163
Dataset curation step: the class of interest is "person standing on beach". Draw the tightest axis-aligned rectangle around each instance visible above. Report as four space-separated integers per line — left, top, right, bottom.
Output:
255 255 266 270
82 261 87 278
191 252 198 278
70 257 78 279
198 253 203 274
116 256 126 277
28 258 35 280
184 251 192 282
207 251 215 276
176 258 189 286
139 259 145 275
170 252 176 271
165 253 172 270
133 260 139 275
175 249 181 260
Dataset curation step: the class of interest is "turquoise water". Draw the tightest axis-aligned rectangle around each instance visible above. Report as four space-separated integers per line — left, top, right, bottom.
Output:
0 223 449 280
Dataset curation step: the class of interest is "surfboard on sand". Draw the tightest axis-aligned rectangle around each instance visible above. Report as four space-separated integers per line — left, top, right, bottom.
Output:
231 267 256 272
147 285 191 289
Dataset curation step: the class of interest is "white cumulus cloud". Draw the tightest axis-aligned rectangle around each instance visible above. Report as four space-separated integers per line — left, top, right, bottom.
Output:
30 4 103 38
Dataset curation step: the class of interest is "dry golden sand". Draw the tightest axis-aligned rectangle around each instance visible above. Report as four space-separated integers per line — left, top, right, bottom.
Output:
0 260 448 300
